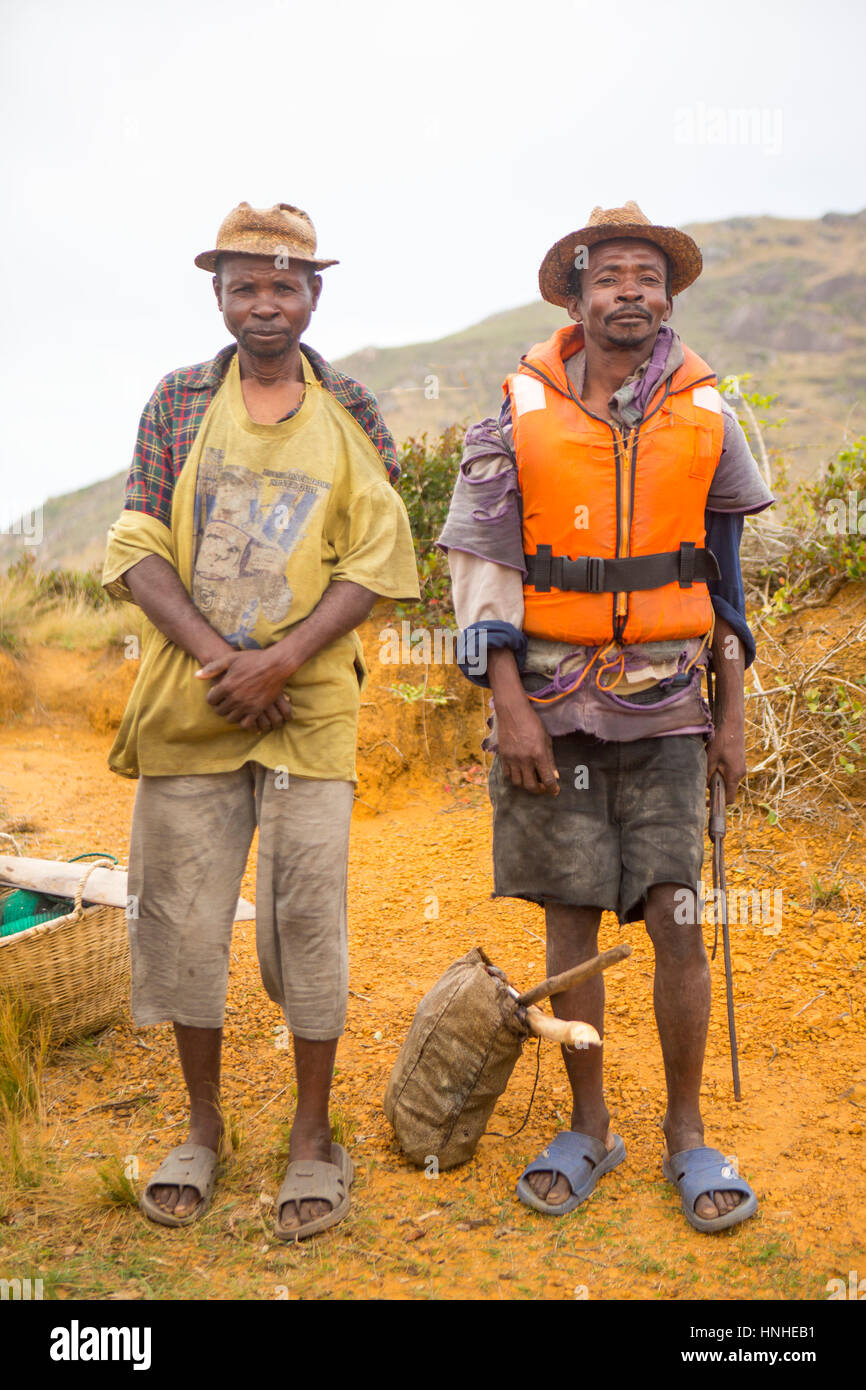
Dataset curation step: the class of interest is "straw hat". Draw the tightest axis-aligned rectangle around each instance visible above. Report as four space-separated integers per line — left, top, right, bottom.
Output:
194 202 338 273
538 201 702 306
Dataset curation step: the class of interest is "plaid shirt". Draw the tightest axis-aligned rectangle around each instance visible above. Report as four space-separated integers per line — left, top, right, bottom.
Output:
124 342 399 526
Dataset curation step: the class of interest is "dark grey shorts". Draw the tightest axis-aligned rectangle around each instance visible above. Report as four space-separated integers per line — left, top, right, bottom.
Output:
489 732 707 924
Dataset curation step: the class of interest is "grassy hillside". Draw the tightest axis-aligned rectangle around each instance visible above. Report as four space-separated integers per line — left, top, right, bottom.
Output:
341 209 866 479
2 208 864 571
2 473 131 575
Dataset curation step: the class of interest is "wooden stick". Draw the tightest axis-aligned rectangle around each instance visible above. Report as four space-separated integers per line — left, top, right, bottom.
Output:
524 1007 600 1048
516 943 632 1007
0 855 255 921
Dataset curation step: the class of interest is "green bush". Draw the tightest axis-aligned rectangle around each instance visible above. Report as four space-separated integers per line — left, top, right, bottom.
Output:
1 555 130 654
767 435 866 610
7 553 109 609
395 425 464 618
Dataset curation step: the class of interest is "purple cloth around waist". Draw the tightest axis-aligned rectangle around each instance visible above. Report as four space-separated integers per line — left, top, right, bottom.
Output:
483 662 713 749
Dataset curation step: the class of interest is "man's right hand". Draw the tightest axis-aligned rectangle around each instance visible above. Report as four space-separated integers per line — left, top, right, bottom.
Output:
487 647 560 795
196 649 294 733
497 701 560 794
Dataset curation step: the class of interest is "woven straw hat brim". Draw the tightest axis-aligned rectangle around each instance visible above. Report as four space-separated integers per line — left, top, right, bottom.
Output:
194 248 339 272
539 223 702 306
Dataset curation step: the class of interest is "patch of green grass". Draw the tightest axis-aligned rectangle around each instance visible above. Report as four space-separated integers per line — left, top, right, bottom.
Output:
0 992 51 1117
222 1105 245 1156
0 557 138 654
0 566 49 654
37 1268 66 1301
96 1154 140 1209
389 682 454 707
0 1101 48 1189
810 875 844 909
330 1104 357 1150
745 1238 790 1265
57 1034 102 1065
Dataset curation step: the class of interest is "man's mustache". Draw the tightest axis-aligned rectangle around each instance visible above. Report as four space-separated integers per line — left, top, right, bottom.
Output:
607 307 652 323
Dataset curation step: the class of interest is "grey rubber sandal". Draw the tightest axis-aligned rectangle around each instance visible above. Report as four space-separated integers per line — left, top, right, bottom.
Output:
139 1143 220 1228
663 1146 758 1233
517 1131 626 1214
274 1142 355 1242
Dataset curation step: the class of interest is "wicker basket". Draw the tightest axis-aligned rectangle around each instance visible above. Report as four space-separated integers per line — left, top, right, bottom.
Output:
0 858 130 1043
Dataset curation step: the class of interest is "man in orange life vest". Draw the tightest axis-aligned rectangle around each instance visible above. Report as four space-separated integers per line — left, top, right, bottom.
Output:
439 203 773 1233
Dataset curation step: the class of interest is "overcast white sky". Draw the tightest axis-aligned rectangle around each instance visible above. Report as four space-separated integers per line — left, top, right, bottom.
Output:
1 0 864 522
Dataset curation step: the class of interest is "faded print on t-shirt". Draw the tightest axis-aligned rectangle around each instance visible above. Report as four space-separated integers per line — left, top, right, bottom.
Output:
192 446 332 649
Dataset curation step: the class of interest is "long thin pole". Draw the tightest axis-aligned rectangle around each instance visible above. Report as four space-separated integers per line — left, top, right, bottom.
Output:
710 769 742 1101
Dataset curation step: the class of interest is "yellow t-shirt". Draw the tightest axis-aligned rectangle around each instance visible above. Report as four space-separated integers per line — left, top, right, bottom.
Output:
103 352 419 781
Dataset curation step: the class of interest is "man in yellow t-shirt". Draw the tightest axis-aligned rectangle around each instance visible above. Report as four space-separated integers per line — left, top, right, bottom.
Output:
103 202 419 1241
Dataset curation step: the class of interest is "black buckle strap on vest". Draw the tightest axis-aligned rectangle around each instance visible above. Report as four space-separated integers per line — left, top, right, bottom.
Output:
524 546 721 593
558 555 606 594
532 544 553 592
678 541 696 588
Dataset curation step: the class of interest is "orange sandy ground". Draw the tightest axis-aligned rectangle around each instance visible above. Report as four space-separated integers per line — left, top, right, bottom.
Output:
0 620 864 1302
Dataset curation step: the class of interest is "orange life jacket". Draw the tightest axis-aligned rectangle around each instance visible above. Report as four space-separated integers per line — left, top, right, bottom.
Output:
505 324 725 647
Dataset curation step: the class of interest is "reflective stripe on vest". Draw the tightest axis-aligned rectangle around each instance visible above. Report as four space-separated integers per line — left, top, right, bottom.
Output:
506 325 725 646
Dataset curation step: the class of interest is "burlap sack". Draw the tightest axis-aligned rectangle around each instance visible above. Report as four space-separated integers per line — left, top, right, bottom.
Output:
383 947 529 1170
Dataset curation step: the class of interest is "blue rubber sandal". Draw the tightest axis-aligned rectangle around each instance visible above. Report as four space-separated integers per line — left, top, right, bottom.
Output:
517 1131 626 1215
663 1146 758 1233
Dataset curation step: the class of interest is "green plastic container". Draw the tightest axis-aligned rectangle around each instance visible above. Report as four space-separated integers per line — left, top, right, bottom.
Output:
0 852 116 939
0 890 74 938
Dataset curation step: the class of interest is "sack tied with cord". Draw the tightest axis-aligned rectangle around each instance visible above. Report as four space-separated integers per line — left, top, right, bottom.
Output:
383 943 630 1170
